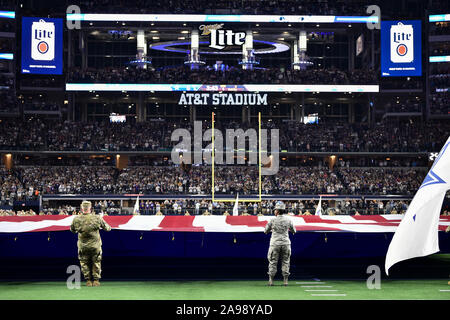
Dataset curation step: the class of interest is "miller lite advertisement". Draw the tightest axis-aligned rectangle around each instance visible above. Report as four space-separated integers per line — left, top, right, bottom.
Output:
381 20 421 77
381 20 422 77
21 17 63 74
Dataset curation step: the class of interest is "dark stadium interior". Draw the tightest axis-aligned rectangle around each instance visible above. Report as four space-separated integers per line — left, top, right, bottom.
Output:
0 0 449 284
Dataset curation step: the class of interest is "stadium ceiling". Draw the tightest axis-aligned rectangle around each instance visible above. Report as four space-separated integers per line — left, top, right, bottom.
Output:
67 14 378 24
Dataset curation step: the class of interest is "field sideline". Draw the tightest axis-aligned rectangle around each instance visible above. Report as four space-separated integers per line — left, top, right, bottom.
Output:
0 280 449 300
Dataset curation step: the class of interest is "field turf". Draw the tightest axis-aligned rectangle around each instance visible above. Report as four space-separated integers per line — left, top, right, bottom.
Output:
0 279 449 300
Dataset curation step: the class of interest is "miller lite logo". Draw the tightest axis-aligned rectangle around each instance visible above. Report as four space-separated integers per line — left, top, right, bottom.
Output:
390 22 413 63
200 24 245 50
31 19 55 61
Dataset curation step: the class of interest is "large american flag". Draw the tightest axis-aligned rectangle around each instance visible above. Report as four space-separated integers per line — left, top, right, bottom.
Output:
0 215 449 233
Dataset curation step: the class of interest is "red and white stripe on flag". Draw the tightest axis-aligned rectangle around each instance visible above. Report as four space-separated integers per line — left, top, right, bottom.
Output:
0 215 449 233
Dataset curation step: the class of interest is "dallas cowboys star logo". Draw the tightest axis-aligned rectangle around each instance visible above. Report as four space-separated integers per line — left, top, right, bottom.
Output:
419 141 449 190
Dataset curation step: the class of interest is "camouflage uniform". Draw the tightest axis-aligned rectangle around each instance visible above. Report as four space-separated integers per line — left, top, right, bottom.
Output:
264 215 296 278
70 214 111 282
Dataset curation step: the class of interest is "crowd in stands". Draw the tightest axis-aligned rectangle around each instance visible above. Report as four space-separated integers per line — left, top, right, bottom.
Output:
11 154 427 168
277 120 448 152
0 89 16 113
338 168 422 195
0 20 14 33
40 200 121 216
20 77 64 88
0 75 17 113
430 92 449 115
0 119 166 151
0 167 21 206
0 165 427 206
0 118 448 152
67 66 378 85
19 166 118 195
0 39 12 52
430 66 450 115
430 44 450 57
430 22 450 36
23 102 61 112
380 78 422 90
430 74 450 90
37 198 415 216
4 197 450 216
383 97 423 113
14 156 116 167
0 209 37 216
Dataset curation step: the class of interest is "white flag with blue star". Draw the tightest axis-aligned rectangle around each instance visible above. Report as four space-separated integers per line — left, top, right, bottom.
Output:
232 193 239 216
315 196 323 216
133 196 140 215
385 136 450 275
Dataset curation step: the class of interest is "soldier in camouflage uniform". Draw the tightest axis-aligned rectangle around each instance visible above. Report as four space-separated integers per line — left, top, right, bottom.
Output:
70 200 111 287
264 201 296 286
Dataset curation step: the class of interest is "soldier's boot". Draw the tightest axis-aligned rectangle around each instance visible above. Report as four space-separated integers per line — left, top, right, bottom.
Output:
268 276 274 286
92 280 100 287
86 280 93 287
283 276 288 286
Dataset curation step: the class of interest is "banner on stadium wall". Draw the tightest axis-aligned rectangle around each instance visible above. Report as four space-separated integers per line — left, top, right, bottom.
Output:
21 17 63 75
178 92 268 106
381 20 422 77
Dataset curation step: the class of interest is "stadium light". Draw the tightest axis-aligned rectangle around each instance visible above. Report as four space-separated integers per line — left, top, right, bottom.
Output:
429 55 450 63
0 11 15 19
429 14 450 22
0 53 13 60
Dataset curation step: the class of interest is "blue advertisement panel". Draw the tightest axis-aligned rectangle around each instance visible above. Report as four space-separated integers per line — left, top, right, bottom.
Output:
381 20 422 77
21 17 63 74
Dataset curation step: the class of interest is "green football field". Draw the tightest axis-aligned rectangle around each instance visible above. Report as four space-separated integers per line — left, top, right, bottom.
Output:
0 279 449 300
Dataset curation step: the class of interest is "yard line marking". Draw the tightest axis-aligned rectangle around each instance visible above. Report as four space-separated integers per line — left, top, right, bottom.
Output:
301 285 333 288
305 290 338 292
311 294 347 297
296 282 326 284
439 290 450 292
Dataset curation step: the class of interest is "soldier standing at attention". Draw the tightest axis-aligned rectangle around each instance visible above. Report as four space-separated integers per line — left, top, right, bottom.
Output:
264 201 296 286
70 200 111 287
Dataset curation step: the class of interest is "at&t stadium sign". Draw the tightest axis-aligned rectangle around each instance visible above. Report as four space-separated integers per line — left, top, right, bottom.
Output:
178 92 268 106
